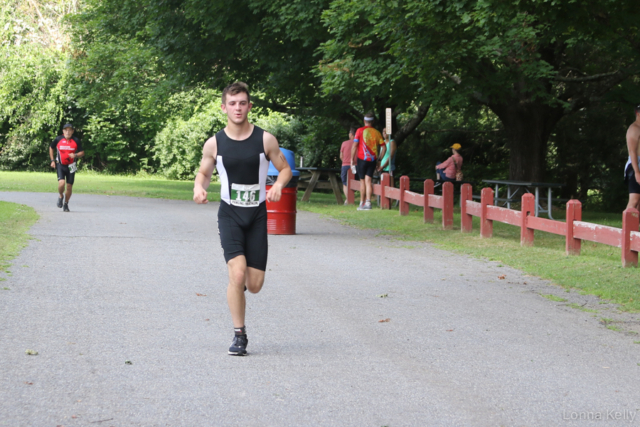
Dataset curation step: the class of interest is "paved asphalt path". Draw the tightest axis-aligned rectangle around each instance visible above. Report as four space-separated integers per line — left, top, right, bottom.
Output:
1 192 640 427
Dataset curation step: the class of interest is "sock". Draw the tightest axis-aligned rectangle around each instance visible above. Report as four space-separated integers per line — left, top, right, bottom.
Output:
234 326 246 336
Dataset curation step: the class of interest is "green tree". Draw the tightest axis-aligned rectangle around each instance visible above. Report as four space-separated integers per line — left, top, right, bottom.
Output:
0 0 78 170
320 0 640 181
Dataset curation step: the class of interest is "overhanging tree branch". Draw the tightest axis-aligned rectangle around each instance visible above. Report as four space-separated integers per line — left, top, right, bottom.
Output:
554 70 622 82
394 103 430 147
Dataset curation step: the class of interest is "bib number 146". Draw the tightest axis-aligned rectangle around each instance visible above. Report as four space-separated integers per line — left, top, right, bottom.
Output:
231 183 259 207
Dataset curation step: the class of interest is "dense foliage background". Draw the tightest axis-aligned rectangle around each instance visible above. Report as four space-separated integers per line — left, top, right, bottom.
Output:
1 0 639 210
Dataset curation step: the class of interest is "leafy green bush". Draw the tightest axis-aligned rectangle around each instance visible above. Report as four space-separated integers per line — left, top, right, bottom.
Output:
0 45 69 170
153 101 227 180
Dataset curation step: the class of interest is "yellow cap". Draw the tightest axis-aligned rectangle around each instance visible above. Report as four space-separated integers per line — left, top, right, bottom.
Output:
451 143 461 150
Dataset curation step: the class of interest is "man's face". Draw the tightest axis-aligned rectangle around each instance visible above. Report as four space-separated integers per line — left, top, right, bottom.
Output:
221 93 252 125
63 128 74 139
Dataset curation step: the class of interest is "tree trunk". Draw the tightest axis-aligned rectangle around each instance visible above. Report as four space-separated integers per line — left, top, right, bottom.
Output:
490 101 563 182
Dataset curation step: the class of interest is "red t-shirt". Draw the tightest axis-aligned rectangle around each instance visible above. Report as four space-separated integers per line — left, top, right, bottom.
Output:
50 136 83 166
354 126 383 161
340 139 355 166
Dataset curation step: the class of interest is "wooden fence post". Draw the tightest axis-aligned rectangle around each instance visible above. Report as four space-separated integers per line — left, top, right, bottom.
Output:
399 175 410 216
622 208 639 267
460 183 473 232
480 187 493 238
346 168 355 205
380 173 390 209
424 179 434 224
520 193 535 246
442 181 454 230
565 199 582 255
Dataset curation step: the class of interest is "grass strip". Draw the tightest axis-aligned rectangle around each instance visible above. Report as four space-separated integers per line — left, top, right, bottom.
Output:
0 202 39 276
297 192 640 312
0 171 221 201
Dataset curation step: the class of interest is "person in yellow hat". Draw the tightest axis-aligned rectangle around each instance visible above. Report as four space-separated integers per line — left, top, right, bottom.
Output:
435 143 463 181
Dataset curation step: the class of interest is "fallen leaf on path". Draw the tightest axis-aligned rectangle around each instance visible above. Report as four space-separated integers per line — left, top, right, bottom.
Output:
24 382 33 385
446 329 454 332
377 294 388 298
196 293 207 297
25 349 38 355
205 319 210 321
378 318 391 323
498 275 506 280
125 360 132 365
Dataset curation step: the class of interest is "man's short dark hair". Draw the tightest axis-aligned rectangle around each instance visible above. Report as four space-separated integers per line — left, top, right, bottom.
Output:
62 123 73 129
349 127 357 135
222 82 250 104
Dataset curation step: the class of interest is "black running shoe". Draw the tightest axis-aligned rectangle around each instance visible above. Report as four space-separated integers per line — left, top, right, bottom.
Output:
63 203 70 212
228 334 248 356
57 196 63 208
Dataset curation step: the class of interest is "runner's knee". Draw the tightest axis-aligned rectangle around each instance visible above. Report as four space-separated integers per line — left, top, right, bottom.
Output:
245 268 265 293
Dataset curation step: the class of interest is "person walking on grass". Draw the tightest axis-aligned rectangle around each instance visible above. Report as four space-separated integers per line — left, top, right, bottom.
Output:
49 123 84 212
625 103 640 210
193 82 292 356
340 127 357 204
350 113 383 210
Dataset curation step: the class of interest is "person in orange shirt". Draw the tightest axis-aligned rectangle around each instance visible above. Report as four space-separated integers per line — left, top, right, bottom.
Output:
350 113 383 210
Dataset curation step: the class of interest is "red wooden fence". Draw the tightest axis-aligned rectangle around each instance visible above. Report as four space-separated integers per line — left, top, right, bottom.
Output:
345 170 640 268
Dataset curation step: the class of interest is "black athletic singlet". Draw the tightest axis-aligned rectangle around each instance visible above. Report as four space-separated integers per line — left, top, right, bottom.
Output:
216 126 270 270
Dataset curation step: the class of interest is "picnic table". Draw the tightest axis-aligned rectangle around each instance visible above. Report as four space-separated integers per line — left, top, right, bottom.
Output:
297 167 344 204
482 179 564 220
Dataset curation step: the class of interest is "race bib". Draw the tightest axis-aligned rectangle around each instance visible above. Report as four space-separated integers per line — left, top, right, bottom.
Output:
69 162 77 173
230 183 259 207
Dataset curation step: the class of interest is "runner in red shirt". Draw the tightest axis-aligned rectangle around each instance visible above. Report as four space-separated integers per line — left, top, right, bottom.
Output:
350 113 383 210
49 123 84 212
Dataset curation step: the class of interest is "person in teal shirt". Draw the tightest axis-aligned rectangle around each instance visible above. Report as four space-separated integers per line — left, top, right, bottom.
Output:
378 128 397 187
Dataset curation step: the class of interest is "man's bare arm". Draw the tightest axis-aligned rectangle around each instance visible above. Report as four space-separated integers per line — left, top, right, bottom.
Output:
350 141 358 166
627 124 640 183
193 137 217 204
264 132 292 203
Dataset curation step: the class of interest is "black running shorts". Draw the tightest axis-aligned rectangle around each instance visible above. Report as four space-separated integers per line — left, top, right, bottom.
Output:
357 158 377 179
627 164 640 194
217 201 268 271
56 163 75 185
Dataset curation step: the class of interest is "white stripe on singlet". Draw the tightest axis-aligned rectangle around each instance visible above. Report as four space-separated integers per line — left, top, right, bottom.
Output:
217 156 230 204
258 153 268 203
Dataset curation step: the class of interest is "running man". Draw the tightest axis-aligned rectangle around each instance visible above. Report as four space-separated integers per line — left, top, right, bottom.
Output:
350 113 383 210
625 104 640 210
193 82 292 356
49 123 84 212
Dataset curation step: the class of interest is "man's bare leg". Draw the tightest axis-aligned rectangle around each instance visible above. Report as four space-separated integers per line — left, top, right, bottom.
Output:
226 255 265 328
627 193 640 211
57 180 65 198
65 183 73 203
364 175 373 202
